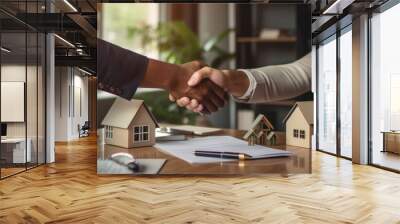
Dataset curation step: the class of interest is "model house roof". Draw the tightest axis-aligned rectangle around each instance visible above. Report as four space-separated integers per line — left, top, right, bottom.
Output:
282 101 314 125
101 98 158 129
243 114 274 139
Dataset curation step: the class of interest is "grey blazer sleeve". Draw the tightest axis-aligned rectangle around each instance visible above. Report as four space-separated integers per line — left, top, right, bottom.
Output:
235 53 311 103
97 39 149 100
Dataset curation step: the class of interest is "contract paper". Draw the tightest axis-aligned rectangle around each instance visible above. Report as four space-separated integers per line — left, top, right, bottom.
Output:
155 135 292 164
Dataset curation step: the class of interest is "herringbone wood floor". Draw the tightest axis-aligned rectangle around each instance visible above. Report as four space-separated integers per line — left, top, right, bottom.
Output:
1 135 400 224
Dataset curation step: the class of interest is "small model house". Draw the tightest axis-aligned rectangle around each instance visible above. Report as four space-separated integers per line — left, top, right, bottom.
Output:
282 101 314 149
243 114 276 146
101 98 159 148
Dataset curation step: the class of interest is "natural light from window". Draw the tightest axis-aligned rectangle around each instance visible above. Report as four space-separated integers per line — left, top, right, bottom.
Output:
102 3 159 58
318 37 337 154
340 29 352 158
371 3 400 169
101 3 160 93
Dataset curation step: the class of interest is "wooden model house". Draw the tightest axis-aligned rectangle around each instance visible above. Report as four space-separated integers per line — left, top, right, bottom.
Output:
243 114 275 146
282 101 313 149
101 98 159 148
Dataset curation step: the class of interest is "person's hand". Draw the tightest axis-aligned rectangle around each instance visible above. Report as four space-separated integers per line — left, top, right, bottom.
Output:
171 66 249 113
170 66 228 113
168 62 228 114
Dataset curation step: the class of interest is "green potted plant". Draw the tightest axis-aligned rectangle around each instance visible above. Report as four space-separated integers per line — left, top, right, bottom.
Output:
128 21 235 124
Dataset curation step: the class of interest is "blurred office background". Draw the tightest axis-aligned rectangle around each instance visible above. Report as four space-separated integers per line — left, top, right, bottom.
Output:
0 0 97 179
97 3 312 131
1 0 399 178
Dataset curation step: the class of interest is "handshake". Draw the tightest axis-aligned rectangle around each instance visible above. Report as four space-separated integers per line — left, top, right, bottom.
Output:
167 61 248 115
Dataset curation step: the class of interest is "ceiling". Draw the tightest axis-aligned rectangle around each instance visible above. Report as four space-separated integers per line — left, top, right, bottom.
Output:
2 0 392 74
0 0 97 74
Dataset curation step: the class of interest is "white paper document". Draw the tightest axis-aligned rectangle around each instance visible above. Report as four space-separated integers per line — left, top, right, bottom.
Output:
155 136 292 164
168 125 222 135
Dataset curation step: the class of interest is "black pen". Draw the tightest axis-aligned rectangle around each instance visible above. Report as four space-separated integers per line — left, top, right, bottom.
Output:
194 151 252 160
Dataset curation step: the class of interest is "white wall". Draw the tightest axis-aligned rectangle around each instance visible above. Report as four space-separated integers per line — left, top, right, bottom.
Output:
55 67 69 141
198 4 229 67
1 65 27 139
1 65 26 127
1 65 39 137
72 73 89 138
55 67 89 141
198 4 231 128
1 63 46 164
75 74 89 123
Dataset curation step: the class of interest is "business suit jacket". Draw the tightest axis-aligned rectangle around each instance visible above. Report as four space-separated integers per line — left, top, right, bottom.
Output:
97 39 149 100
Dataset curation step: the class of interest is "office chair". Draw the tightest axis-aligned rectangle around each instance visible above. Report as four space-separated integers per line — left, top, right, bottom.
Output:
79 121 90 138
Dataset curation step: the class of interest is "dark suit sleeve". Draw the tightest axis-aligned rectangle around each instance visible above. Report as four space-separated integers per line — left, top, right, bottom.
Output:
97 39 149 100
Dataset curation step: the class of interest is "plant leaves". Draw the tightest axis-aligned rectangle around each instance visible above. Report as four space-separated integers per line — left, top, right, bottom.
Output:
203 28 235 52
128 21 234 68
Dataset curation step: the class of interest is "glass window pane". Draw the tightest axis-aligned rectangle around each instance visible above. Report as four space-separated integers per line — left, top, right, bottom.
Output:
38 32 45 165
1 1 46 178
318 37 337 154
340 30 352 158
371 4 400 171
27 31 38 168
1 30 28 177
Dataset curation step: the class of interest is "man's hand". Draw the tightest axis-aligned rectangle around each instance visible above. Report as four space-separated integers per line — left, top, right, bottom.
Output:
168 62 228 114
188 66 228 90
170 66 229 113
170 66 249 113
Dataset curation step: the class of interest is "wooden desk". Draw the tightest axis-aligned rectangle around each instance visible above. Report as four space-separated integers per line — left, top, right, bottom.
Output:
381 131 400 154
1 138 31 164
97 129 311 175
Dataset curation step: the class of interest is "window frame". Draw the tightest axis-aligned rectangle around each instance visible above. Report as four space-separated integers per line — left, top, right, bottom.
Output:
315 18 353 160
133 125 150 143
316 33 338 156
293 129 299 138
300 130 305 139
368 1 400 173
0 2 48 180
105 126 113 139
313 0 400 173
338 25 353 159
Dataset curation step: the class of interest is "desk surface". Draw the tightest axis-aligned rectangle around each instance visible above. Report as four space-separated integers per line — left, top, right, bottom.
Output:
97 129 311 175
381 131 400 134
1 138 27 143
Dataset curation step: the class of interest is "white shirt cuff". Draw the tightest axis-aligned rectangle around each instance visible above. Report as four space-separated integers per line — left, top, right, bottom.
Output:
235 69 256 100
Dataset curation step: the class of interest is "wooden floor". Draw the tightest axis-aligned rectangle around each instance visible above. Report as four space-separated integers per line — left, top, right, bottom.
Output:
1 167 26 178
372 151 400 171
1 136 400 224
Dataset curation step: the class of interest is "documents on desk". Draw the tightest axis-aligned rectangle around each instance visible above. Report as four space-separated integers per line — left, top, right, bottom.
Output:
155 136 292 164
165 125 222 135
155 130 187 142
